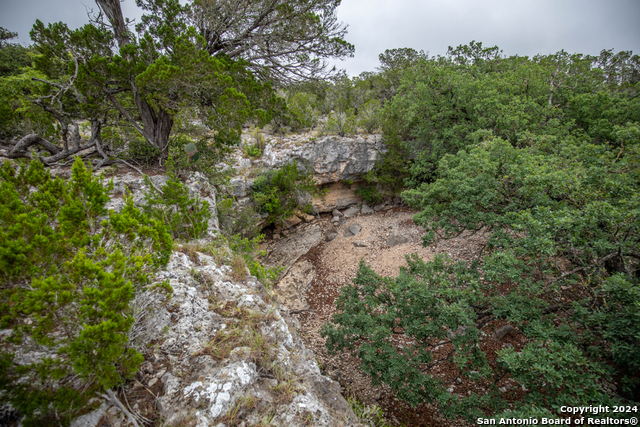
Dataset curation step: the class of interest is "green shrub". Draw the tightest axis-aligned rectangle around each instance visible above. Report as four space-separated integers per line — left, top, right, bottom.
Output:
217 196 261 239
143 160 212 240
323 132 640 419
287 91 320 132
245 144 263 158
354 184 384 204
128 135 162 165
324 109 357 137
250 162 317 227
167 133 235 188
0 157 172 426
357 99 382 134
357 134 410 196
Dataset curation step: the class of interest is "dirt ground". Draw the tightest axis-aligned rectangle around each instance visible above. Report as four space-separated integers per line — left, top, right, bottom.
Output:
271 207 529 427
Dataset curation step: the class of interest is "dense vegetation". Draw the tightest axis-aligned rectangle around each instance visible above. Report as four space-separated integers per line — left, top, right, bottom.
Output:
250 161 318 227
322 43 640 422
0 158 173 425
0 0 352 423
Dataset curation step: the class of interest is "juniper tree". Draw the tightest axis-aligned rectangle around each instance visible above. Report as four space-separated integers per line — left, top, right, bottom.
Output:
0 157 173 425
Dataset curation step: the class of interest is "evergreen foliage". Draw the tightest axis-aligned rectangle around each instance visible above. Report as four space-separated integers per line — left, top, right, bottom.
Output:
250 162 317 227
324 109 357 137
0 157 172 425
0 27 32 77
286 91 320 132
143 160 212 240
323 42 640 421
373 42 640 188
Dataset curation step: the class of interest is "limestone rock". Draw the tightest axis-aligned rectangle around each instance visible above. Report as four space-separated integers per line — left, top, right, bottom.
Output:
361 204 374 214
275 260 315 310
387 233 410 246
493 325 516 340
261 135 386 184
229 176 251 198
70 402 110 427
326 229 339 242
353 241 368 247
343 206 360 218
344 224 362 237
264 225 323 273
373 203 386 212
312 182 364 213
285 215 303 228
332 209 343 217
145 250 355 427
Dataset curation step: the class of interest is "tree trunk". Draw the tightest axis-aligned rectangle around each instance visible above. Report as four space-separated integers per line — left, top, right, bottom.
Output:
96 0 174 154
138 101 173 155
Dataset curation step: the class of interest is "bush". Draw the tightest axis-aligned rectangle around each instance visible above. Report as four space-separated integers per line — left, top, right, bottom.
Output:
217 197 261 239
250 162 317 227
357 99 382 134
323 132 640 420
287 91 320 132
0 157 172 425
358 134 410 196
324 109 357 137
128 135 162 165
354 184 384 204
143 160 212 240
166 133 235 188
245 144 263 158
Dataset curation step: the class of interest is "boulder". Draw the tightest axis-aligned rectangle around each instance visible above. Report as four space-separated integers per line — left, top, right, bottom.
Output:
264 225 323 272
275 260 315 311
344 224 362 237
343 206 360 218
301 213 315 223
387 233 410 246
493 325 516 340
326 229 339 242
361 204 374 214
284 215 303 228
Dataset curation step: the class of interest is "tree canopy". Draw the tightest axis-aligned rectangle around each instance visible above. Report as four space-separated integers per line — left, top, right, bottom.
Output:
0 27 32 77
322 42 640 423
1 0 353 166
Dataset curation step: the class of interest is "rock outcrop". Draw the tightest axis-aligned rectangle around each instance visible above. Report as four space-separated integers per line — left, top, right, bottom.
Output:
228 133 386 213
59 166 357 427
148 252 356 427
258 135 385 185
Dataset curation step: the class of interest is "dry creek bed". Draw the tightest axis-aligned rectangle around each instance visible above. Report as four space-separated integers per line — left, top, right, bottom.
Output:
262 207 531 427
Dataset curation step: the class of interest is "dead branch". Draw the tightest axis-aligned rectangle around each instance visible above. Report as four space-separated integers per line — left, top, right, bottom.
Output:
550 251 619 283
6 134 62 156
288 309 316 315
116 159 164 196
99 389 141 427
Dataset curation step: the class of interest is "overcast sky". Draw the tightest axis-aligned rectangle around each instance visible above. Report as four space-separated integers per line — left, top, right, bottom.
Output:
1 0 639 76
